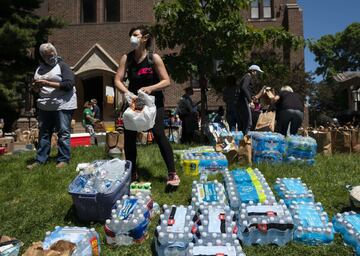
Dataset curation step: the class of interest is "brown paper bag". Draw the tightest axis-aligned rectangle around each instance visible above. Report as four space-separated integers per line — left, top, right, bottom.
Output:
105 131 124 153
331 130 352 153
307 130 332 155
255 111 276 132
237 135 252 165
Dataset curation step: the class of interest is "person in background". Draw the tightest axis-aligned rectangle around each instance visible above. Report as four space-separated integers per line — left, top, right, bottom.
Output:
177 86 199 143
235 64 264 134
223 76 240 131
272 85 304 136
27 43 77 169
91 98 101 120
82 101 99 141
114 25 180 187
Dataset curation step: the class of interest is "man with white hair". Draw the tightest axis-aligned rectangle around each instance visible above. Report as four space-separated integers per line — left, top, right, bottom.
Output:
272 85 304 136
27 43 77 169
235 64 264 134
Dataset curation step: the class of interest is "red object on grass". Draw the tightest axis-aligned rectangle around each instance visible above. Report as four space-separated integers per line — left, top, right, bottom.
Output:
70 133 91 147
0 147 5 155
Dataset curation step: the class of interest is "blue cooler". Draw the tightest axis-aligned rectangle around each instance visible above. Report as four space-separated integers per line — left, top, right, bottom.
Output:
68 161 132 222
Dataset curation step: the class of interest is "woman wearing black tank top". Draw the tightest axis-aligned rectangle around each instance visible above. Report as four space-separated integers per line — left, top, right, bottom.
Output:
114 25 180 187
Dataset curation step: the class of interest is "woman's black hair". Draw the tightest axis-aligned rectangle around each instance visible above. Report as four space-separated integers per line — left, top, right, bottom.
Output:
129 25 153 50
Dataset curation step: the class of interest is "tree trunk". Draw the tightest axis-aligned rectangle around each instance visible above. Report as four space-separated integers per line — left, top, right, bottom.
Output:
199 75 208 142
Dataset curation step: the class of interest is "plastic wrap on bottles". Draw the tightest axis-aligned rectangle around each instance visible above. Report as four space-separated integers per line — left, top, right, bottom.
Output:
182 152 228 176
187 242 246 256
193 205 238 247
155 205 196 256
274 177 315 207
174 147 215 165
333 211 360 255
42 226 100 256
237 201 294 246
231 131 244 147
249 132 286 164
207 123 231 145
104 192 153 245
223 168 276 210
191 180 227 209
285 135 317 165
0 239 21 256
289 201 334 245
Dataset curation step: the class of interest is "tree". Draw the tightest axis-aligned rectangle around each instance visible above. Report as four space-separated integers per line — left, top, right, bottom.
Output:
0 0 64 131
308 22 360 120
153 0 302 136
308 22 360 81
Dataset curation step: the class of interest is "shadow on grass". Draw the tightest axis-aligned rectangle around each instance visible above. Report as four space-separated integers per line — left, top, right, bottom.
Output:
63 204 103 226
138 167 165 183
165 185 178 193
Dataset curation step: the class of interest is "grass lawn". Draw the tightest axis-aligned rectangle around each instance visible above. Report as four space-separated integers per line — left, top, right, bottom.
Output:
0 144 359 255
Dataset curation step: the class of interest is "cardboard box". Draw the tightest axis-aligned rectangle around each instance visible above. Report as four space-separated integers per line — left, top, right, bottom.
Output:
0 136 14 153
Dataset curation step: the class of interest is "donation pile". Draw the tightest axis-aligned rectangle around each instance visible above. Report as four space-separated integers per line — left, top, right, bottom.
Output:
285 135 317 165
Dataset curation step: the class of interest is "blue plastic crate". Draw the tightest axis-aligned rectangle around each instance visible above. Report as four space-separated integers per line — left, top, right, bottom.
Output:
68 161 132 222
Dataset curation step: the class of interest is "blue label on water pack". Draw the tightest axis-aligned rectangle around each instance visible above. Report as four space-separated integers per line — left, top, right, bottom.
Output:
345 214 360 233
237 181 259 203
298 204 324 228
203 183 218 202
232 169 251 183
118 199 137 220
282 179 307 195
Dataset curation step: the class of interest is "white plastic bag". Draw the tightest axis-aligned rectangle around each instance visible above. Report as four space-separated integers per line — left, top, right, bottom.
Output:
123 91 156 132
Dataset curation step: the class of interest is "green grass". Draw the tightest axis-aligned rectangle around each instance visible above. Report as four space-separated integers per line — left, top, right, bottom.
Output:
0 144 359 255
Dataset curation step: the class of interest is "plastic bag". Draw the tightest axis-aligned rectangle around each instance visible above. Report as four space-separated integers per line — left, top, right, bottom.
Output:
123 91 156 132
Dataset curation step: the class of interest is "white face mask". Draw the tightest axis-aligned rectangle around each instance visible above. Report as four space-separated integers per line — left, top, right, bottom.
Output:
130 36 140 49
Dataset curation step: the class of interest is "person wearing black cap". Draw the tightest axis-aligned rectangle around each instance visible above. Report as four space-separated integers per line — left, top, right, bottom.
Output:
235 64 264 134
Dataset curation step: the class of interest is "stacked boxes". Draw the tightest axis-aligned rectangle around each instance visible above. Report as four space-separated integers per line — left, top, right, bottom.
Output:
333 211 360 255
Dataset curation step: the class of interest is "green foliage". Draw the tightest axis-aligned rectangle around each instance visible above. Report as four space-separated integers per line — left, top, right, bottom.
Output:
0 145 358 255
0 0 64 130
308 22 360 81
153 0 303 85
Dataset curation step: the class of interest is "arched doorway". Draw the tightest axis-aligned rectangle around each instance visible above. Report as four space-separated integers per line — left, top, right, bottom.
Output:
82 76 103 119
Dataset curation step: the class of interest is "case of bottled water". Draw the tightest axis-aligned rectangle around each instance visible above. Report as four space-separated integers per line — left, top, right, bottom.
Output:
207 122 231 145
42 226 100 256
0 239 21 256
223 168 276 210
289 201 334 245
104 192 154 246
187 241 246 256
191 180 227 210
68 159 132 222
174 146 215 165
249 132 286 164
182 152 228 176
333 211 360 254
231 131 244 147
285 135 317 165
155 205 196 256
237 201 294 246
333 211 360 255
193 205 238 246
274 177 314 207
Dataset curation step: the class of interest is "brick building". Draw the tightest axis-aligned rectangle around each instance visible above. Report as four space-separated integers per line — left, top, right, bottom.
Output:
35 0 304 122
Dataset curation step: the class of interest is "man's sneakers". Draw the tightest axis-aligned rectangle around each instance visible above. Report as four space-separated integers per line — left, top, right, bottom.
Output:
26 161 41 170
55 162 68 168
167 172 180 187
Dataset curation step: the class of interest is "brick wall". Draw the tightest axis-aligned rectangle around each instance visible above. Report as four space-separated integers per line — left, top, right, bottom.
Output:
35 0 304 120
